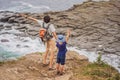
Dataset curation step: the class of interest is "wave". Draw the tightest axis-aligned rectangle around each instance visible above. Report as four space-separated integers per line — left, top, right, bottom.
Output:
0 1 51 13
0 0 110 13
0 28 45 57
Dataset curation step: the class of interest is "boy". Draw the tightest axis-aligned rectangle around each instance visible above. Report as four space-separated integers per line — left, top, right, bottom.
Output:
56 30 70 75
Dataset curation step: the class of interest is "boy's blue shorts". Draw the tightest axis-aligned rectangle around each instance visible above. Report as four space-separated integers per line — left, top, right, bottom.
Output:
56 56 66 65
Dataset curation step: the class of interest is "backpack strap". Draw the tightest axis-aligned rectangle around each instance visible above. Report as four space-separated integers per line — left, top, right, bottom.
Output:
42 22 52 36
42 22 51 30
42 22 45 28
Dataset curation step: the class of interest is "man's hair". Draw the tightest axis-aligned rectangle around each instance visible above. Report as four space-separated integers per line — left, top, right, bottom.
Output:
44 15 50 23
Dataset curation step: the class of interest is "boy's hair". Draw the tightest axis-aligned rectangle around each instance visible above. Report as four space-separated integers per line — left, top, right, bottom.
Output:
44 15 50 23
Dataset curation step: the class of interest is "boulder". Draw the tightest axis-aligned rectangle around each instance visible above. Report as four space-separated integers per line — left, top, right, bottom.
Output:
0 16 10 22
27 31 38 36
3 23 12 29
66 51 88 61
14 25 27 30
1 39 9 42
0 24 4 30
8 17 16 23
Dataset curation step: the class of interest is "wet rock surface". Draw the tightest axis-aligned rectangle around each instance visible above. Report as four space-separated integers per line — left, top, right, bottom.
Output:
0 0 120 55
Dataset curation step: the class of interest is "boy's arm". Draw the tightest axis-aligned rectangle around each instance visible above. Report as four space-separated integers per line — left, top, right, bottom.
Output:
66 29 71 43
20 14 39 24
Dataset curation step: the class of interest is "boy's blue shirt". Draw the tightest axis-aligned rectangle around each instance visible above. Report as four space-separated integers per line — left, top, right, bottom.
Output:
56 42 67 57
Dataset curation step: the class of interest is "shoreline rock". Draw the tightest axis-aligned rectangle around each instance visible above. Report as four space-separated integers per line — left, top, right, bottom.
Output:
0 0 119 55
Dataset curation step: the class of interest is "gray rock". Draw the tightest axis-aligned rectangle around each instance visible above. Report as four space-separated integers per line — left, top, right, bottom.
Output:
27 31 38 36
103 48 116 54
11 14 21 18
3 23 12 29
0 24 4 30
1 39 9 42
0 16 10 22
24 45 29 48
16 44 21 48
8 17 16 23
14 26 27 30
14 18 27 24
26 25 40 32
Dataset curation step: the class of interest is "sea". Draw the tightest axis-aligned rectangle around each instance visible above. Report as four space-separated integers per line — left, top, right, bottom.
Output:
0 0 109 13
0 0 120 73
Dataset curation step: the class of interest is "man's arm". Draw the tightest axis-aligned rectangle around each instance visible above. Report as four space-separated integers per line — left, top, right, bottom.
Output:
20 14 39 24
27 17 38 23
49 24 57 40
52 32 57 40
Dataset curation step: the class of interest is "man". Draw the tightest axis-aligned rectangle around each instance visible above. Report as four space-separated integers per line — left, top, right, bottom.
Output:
21 14 57 69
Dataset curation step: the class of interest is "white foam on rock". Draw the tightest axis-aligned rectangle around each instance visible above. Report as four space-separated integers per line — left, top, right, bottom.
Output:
0 29 45 56
68 47 98 62
68 47 120 73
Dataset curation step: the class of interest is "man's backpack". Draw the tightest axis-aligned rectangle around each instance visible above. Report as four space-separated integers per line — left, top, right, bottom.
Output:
39 23 53 42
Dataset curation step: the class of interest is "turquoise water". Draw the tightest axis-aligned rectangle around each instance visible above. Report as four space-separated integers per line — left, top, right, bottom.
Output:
0 46 20 61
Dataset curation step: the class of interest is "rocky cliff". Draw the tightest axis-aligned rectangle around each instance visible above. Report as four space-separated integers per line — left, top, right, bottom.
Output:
0 51 119 80
0 51 89 80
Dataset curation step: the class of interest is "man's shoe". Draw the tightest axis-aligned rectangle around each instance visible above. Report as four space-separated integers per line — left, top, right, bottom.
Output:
48 68 54 71
42 63 48 67
56 71 60 75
